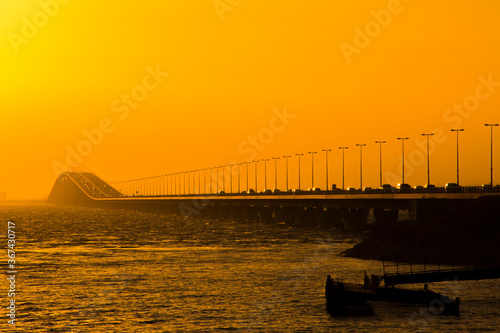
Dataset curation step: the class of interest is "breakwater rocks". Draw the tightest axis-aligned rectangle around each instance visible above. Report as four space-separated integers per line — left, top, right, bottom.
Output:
343 196 500 264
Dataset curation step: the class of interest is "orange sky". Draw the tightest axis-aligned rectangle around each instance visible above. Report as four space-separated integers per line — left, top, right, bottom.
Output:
1 0 500 199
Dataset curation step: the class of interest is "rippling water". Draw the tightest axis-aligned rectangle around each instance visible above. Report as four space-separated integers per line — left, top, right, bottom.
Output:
2 203 499 332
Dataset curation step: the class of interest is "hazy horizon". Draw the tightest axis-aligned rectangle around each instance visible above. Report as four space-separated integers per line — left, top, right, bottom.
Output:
2 1 500 199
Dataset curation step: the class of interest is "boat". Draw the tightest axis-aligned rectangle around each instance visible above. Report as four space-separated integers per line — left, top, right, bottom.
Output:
325 274 460 316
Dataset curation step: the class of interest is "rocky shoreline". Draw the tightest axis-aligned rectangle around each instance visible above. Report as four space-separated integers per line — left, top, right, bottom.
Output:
343 196 500 265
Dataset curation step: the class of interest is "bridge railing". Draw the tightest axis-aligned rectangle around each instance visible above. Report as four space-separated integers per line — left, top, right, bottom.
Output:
382 248 500 277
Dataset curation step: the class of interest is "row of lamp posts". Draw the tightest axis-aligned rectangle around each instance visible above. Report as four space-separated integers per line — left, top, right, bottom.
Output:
120 124 497 196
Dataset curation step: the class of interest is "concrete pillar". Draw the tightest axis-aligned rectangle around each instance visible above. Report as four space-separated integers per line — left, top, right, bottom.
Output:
373 208 399 224
294 207 317 227
411 199 448 222
343 208 369 231
243 206 259 222
318 207 341 228
258 206 274 224
275 206 294 224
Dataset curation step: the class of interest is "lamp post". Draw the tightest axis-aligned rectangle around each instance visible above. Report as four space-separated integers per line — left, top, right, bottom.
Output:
237 163 241 193
397 138 408 184
183 173 186 195
254 160 259 191
283 156 291 191
209 168 213 194
244 162 250 191
374 141 386 187
356 144 366 189
338 147 348 190
272 157 280 190
198 169 201 194
322 149 331 191
451 129 464 185
308 151 317 188
178 173 181 196
228 164 233 193
295 153 304 190
222 165 226 192
485 124 499 186
421 133 435 185
262 159 269 189
216 167 219 193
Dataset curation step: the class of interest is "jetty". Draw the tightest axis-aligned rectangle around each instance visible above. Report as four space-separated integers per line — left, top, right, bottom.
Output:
326 248 500 316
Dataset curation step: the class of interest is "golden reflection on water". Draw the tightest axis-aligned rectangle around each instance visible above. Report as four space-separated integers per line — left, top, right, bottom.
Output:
4 204 499 332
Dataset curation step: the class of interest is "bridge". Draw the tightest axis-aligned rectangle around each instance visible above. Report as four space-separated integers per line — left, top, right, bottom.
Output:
47 172 500 230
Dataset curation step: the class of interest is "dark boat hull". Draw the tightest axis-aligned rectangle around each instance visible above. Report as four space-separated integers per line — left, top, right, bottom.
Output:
325 275 460 316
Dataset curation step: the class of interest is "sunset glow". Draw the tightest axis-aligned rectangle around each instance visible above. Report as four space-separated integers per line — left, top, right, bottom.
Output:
1 0 500 199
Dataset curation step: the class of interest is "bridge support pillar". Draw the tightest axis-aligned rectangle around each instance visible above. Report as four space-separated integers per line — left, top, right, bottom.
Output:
294 207 317 227
410 199 448 222
275 206 293 224
220 205 232 219
242 206 258 222
258 206 274 224
205 205 219 219
318 207 341 228
343 208 369 231
230 205 244 220
373 209 399 224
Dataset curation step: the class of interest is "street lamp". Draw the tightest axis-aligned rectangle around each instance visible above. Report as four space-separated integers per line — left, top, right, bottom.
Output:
322 149 331 191
216 166 220 193
421 133 435 185
209 168 213 194
262 159 269 189
228 164 233 193
244 162 250 191
253 160 259 190
308 151 317 188
356 144 366 189
272 157 280 190
397 138 408 184
338 147 348 190
485 124 499 186
198 169 201 194
295 153 304 190
451 129 464 185
222 165 226 192
283 156 291 191
237 163 241 193
374 141 386 187
178 173 181 196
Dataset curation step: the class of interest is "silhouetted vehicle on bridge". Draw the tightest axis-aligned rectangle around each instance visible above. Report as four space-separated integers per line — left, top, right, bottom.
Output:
397 183 412 193
381 184 395 193
445 183 461 193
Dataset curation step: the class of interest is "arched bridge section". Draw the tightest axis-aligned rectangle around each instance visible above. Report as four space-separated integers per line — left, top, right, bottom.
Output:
47 172 124 204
